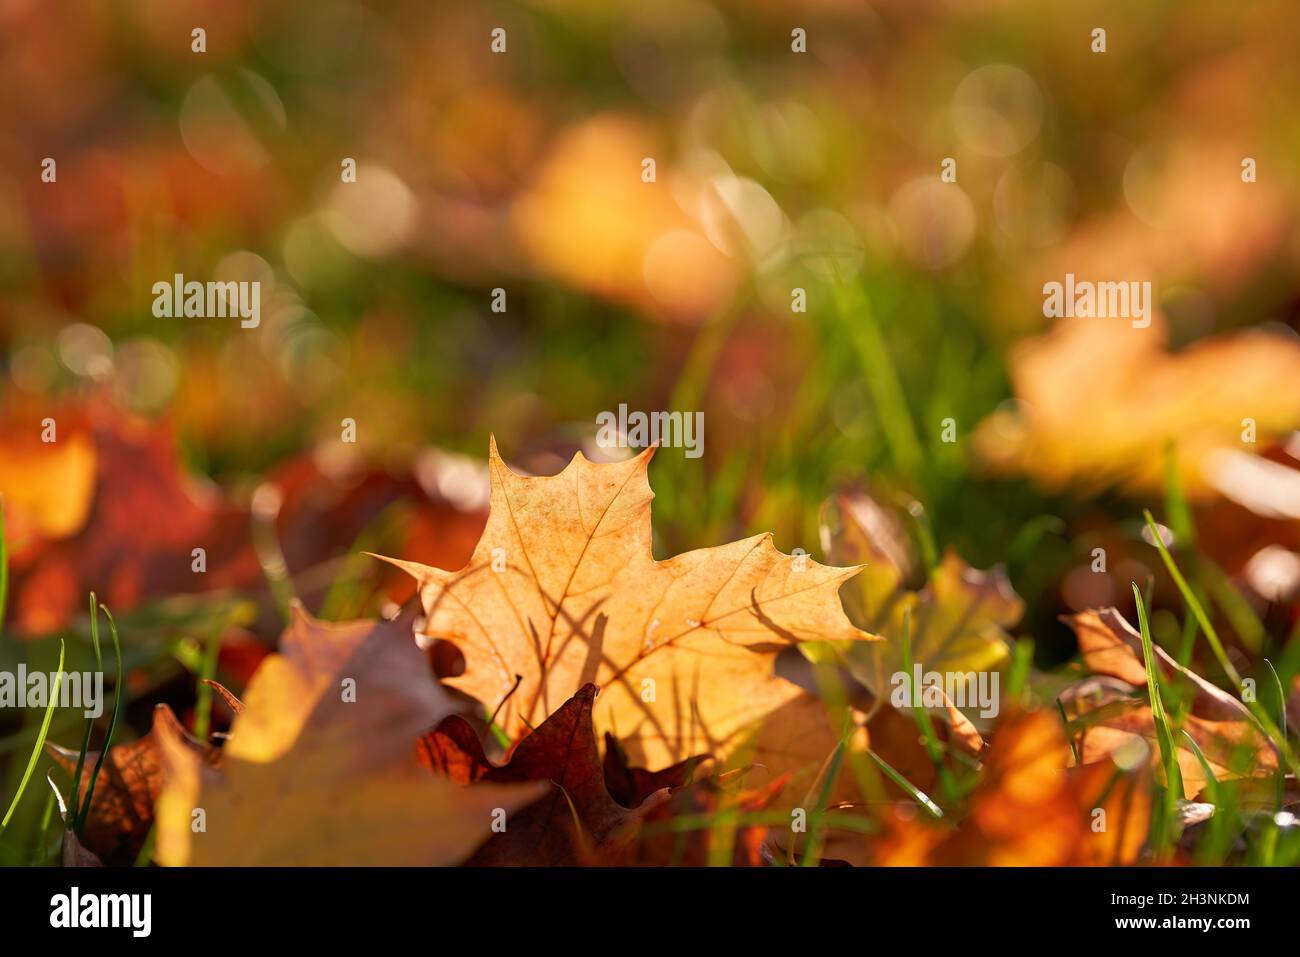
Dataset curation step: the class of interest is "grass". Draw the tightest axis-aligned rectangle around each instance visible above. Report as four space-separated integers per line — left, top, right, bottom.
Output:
1143 510 1300 782
794 718 850 867
192 608 232 743
76 603 123 831
898 608 959 806
68 594 102 827
0 641 64 837
1130 584 1183 855
866 749 943 820
0 269 1293 868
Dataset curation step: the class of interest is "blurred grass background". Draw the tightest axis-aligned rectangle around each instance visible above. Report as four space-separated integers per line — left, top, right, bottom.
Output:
2 0 1300 862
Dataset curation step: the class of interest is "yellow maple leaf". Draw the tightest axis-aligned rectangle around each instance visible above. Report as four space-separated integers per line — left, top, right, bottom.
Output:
155 605 542 865
380 440 876 779
972 316 1300 498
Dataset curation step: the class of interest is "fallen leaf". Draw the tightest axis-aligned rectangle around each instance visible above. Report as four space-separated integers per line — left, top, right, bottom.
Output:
873 709 1151 866
8 404 259 635
47 703 215 866
60 828 105 868
200 678 245 717
382 440 876 790
46 774 106 868
972 316 1300 498
1062 608 1278 796
155 604 542 865
814 490 1021 730
940 688 986 756
602 732 708 808
421 683 672 865
1067 760 1153 866
264 445 488 611
607 769 789 867
512 115 737 323
0 410 96 543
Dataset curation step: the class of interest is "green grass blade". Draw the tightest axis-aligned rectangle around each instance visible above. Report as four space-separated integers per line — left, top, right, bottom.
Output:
0 640 65 834
1057 697 1080 763
1006 637 1034 705
69 593 102 822
77 604 124 829
251 488 296 625
899 608 958 803
1179 731 1218 807
1199 558 1266 654
1179 730 1235 865
1162 440 1196 548
133 824 157 867
867 748 943 819
1007 515 1065 570
798 720 851 867
1132 585 1185 858
1263 658 1285 742
192 609 232 742
833 281 924 476
1131 584 1182 798
1142 510 1239 688
1143 510 1300 781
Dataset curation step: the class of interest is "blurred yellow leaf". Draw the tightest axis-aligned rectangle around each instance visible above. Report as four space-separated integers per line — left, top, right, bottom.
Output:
512 115 737 322
973 317 1300 498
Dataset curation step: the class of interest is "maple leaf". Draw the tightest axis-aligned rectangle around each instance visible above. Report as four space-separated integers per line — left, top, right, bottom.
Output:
602 732 708 808
154 604 542 865
6 403 258 635
421 683 784 866
872 709 1152 866
380 439 876 786
1061 608 1277 797
420 683 674 865
971 316 1300 499
609 769 789 867
812 491 1022 728
47 703 216 866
